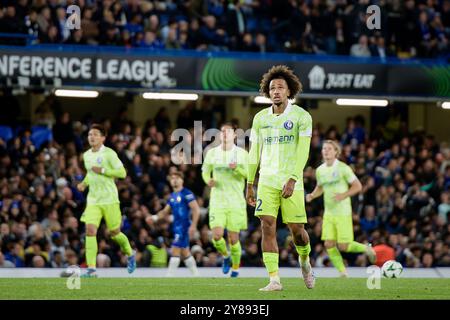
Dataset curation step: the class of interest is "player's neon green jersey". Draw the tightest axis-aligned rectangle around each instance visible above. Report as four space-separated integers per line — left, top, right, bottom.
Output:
201 145 248 209
82 145 126 205
249 103 312 191
315 159 357 216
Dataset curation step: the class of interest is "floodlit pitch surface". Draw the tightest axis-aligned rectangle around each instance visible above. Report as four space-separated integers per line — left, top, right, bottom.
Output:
0 278 449 300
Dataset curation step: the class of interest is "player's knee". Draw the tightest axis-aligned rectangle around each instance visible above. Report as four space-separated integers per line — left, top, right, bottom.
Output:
110 228 120 237
212 232 223 241
261 217 276 232
86 224 97 236
337 243 349 251
228 233 239 245
212 228 224 241
324 241 336 249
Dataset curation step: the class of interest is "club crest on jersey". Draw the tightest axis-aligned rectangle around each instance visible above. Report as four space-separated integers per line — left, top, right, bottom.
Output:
284 120 294 130
177 196 182 202
96 157 103 164
332 171 338 178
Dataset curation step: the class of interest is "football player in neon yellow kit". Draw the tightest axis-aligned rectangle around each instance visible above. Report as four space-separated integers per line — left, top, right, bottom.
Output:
247 65 315 291
77 124 136 277
202 123 248 277
306 140 376 277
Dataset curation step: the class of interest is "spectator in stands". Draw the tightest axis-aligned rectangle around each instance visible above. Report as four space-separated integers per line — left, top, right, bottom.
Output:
0 0 448 58
0 251 14 268
350 34 371 57
370 35 395 59
199 15 228 51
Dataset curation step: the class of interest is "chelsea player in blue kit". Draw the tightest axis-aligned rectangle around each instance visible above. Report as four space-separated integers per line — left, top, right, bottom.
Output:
154 171 200 276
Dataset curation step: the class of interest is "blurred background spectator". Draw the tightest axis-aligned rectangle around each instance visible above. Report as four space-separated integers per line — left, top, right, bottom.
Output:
0 0 448 58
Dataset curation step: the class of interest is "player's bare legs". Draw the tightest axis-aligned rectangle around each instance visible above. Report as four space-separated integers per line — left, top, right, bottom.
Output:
288 223 315 289
259 215 282 291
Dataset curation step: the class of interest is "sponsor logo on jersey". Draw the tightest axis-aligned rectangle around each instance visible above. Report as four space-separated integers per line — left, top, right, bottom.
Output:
263 135 295 144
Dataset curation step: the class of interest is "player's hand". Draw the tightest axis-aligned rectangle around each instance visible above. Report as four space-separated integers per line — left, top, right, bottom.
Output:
282 178 296 198
91 166 103 174
246 184 256 207
305 193 314 203
189 225 197 239
77 183 86 192
208 179 215 187
229 162 237 169
333 193 347 202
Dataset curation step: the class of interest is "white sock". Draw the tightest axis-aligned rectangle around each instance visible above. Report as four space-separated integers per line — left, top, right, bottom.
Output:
184 256 199 276
167 256 181 276
270 275 281 284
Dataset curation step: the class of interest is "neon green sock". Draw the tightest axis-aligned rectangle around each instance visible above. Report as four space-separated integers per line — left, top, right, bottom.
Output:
346 241 367 253
327 247 346 273
111 232 132 256
212 237 229 257
262 252 279 275
85 236 98 268
230 241 241 270
295 243 311 264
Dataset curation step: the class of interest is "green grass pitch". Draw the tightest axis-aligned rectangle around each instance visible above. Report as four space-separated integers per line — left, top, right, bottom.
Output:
0 278 449 300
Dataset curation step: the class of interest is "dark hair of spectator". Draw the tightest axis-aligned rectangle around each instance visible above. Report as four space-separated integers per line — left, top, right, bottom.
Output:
259 65 302 99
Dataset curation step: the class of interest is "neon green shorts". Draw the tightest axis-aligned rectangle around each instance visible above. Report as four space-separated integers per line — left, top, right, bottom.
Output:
209 208 247 232
321 214 354 243
254 184 307 224
80 203 122 231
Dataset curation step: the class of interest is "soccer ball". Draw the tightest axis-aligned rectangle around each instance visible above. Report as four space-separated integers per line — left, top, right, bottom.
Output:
381 260 403 278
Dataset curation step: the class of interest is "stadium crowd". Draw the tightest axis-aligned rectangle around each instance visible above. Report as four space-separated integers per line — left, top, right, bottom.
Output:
0 95 449 270
0 0 449 58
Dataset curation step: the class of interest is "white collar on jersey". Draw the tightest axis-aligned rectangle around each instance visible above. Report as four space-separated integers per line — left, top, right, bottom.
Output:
325 158 339 167
268 101 293 115
92 144 105 153
220 143 236 152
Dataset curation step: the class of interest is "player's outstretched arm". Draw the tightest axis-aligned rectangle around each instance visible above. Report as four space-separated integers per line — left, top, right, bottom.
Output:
188 200 200 238
290 136 311 182
103 166 127 179
247 126 261 185
158 204 172 219
201 150 215 186
146 205 171 225
103 150 127 179
233 151 249 179
306 185 324 202
334 178 363 202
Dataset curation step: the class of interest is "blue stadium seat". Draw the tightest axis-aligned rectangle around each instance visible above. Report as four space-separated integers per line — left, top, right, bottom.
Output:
246 17 257 33
0 125 13 142
31 125 53 149
124 23 143 35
